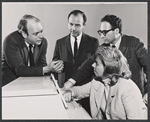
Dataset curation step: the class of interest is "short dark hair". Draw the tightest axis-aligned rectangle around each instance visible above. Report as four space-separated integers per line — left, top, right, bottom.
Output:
18 14 40 35
101 14 122 33
68 10 87 25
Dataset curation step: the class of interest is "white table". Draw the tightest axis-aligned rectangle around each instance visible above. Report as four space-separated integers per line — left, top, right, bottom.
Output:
2 76 91 120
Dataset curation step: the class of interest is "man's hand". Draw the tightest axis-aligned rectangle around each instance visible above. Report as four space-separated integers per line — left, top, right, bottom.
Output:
49 60 64 73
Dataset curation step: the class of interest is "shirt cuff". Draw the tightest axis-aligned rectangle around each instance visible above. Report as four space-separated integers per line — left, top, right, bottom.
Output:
68 78 76 85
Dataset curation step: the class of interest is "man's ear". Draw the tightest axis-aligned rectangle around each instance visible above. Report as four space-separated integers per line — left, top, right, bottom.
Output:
83 23 86 27
21 31 27 38
115 28 119 34
82 24 86 30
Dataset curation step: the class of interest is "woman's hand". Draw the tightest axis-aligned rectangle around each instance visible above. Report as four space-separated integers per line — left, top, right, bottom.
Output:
63 90 73 102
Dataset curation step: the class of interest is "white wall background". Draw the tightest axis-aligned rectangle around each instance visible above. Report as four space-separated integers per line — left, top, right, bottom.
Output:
2 2 147 63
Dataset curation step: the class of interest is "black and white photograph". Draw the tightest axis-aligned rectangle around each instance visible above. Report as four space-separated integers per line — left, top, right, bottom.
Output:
1 2 148 120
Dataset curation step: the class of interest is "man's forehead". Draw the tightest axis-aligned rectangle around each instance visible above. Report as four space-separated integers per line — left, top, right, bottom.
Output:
100 21 111 30
27 19 40 26
27 20 43 32
68 14 84 24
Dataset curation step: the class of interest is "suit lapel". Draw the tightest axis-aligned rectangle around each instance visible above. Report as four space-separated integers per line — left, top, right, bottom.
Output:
119 35 127 54
22 41 39 65
106 82 119 109
33 45 39 64
77 33 87 57
93 80 105 111
22 41 29 64
66 35 74 58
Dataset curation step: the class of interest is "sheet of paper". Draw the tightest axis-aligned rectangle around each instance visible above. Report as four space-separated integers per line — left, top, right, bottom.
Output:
2 76 58 97
2 89 58 97
2 95 68 119
2 76 55 91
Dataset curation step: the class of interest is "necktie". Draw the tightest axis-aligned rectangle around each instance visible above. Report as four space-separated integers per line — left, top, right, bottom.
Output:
74 37 78 57
29 44 34 66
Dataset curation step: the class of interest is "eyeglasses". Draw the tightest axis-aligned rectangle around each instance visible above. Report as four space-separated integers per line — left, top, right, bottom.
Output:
97 28 115 36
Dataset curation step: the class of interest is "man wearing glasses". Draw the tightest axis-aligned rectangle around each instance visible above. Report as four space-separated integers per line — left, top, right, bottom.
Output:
64 14 147 104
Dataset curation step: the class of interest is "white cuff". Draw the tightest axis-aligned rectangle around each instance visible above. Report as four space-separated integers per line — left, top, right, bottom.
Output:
68 78 76 85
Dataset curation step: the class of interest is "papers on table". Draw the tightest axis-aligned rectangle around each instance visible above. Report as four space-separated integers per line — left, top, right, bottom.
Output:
2 95 68 119
2 76 57 97
2 76 91 119
2 89 58 97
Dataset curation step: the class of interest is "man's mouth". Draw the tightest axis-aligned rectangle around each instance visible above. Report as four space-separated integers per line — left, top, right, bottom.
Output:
37 39 42 42
71 31 76 34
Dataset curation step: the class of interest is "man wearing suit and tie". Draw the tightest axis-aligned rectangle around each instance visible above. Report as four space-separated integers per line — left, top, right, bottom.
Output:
2 14 64 86
64 14 148 104
53 10 99 114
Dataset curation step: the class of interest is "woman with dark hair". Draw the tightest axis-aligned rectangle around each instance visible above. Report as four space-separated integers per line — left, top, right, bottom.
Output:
63 45 147 120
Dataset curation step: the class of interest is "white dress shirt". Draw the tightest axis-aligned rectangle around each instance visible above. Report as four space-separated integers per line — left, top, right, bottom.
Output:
112 35 121 49
70 32 82 55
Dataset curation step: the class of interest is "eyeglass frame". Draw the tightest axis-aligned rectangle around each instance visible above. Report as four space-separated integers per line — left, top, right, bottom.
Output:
97 28 116 36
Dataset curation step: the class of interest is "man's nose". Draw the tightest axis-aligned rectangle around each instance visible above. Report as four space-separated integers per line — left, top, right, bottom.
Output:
100 33 105 38
38 32 43 38
71 25 76 30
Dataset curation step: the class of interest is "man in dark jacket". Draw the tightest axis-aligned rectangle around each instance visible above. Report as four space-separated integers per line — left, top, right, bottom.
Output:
53 10 99 114
2 14 63 86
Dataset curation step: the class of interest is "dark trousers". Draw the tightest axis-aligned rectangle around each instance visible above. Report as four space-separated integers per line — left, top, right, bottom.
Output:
77 97 91 116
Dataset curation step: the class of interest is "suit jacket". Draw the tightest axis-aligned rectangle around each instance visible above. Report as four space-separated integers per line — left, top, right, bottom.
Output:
53 33 99 87
72 34 147 94
71 78 147 119
2 31 48 86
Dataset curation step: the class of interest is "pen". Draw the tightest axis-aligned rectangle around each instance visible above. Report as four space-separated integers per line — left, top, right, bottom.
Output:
51 74 68 109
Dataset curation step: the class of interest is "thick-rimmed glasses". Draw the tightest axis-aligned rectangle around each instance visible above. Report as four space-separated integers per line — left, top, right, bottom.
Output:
97 28 115 36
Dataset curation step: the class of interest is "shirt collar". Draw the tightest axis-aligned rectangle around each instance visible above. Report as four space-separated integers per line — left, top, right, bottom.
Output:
94 77 111 86
70 32 82 43
102 78 111 86
113 35 121 49
25 41 34 48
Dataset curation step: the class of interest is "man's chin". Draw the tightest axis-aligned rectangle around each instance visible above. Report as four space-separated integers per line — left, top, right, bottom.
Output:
104 41 110 44
71 33 78 37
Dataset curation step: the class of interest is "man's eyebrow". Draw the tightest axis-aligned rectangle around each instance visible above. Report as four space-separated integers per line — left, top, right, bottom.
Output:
33 30 43 35
69 22 73 25
33 32 39 35
75 24 81 26
69 22 80 26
